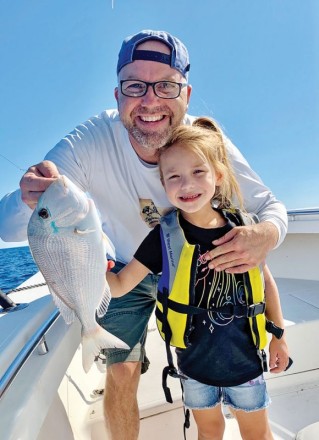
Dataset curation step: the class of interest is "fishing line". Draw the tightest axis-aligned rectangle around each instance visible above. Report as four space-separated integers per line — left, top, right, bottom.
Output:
0 153 26 172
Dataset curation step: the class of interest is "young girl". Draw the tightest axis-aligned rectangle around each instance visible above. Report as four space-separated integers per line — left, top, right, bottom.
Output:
106 118 290 440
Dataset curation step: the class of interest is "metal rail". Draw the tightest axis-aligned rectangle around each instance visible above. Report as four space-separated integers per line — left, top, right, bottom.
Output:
0 309 60 400
287 208 319 217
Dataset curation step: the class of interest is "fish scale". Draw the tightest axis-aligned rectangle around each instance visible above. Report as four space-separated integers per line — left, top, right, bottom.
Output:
27 175 129 372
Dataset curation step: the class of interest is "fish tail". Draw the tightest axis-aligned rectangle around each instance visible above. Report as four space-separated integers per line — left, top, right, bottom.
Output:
81 327 130 373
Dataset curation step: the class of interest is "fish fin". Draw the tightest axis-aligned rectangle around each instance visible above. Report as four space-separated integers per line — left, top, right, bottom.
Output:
48 286 76 324
81 327 130 373
102 231 111 244
102 232 116 258
96 283 111 319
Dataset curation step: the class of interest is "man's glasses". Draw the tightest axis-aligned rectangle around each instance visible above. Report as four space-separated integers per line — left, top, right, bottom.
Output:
120 80 188 99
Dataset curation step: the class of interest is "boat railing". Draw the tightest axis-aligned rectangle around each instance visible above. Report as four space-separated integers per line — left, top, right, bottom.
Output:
287 208 319 218
0 308 60 400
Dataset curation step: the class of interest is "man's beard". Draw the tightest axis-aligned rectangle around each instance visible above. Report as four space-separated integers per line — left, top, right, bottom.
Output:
121 106 184 150
128 125 172 150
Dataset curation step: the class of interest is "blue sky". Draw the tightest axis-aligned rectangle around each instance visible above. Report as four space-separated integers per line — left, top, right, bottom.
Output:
0 0 318 248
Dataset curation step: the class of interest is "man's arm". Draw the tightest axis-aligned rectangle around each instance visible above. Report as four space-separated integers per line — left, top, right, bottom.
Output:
0 189 32 242
208 137 288 273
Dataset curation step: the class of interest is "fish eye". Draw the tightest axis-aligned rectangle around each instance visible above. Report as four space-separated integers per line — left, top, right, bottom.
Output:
38 208 50 219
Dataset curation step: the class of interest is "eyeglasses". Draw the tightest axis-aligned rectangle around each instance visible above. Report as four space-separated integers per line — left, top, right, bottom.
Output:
120 80 188 99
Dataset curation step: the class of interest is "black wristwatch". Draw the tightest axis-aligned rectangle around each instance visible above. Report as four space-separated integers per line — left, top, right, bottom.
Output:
265 320 284 339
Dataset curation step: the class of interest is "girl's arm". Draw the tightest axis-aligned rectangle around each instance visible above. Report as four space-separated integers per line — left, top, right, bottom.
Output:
263 264 290 373
106 258 150 297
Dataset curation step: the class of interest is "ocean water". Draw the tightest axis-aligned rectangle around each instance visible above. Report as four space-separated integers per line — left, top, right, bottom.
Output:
0 246 38 293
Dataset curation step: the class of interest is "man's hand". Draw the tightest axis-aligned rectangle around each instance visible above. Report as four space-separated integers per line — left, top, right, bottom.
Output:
207 222 279 274
20 160 59 209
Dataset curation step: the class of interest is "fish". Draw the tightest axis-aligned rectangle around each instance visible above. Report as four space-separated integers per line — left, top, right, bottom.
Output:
27 175 129 373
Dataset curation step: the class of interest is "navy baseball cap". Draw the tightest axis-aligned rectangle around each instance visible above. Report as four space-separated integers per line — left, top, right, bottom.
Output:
117 30 190 78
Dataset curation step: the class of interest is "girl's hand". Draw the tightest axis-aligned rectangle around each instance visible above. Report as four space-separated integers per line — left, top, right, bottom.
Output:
268 336 290 373
107 260 115 271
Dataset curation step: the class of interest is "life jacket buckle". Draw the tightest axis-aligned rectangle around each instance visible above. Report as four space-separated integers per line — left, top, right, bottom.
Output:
247 302 266 317
258 349 268 372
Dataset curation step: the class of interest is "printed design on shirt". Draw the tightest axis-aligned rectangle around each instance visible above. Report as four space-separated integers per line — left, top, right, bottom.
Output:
196 250 245 334
139 198 170 228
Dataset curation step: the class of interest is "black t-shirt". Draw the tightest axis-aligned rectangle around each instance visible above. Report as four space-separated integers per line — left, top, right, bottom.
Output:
134 210 263 386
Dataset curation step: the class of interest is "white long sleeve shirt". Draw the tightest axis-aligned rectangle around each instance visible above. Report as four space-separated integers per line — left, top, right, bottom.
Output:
0 109 287 263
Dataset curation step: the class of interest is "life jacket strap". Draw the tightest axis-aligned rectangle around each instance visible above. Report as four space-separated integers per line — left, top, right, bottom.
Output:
157 291 265 318
161 287 188 403
162 365 188 404
179 369 191 440
162 366 174 404
183 407 190 440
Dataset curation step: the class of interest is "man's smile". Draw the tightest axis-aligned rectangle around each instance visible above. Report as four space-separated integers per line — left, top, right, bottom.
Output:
139 115 165 122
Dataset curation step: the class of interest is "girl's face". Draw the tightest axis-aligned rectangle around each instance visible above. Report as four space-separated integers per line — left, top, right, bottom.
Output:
160 143 222 215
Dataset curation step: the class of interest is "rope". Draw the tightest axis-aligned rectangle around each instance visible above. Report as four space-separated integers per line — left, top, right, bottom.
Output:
6 282 47 294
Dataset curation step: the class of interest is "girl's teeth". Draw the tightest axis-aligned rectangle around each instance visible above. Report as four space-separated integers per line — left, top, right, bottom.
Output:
181 194 198 200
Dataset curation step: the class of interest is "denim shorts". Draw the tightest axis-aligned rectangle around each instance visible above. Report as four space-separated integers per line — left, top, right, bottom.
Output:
96 262 158 368
181 374 271 412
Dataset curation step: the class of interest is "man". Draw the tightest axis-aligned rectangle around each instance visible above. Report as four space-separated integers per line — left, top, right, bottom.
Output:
0 30 287 439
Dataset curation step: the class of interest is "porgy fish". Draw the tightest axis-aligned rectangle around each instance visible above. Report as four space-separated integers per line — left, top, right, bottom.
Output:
27 175 129 372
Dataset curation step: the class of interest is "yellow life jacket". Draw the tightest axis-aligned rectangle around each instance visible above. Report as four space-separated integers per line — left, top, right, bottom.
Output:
156 208 269 403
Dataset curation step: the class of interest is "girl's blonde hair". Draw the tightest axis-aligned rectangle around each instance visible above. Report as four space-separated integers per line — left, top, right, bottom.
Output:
158 117 243 210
